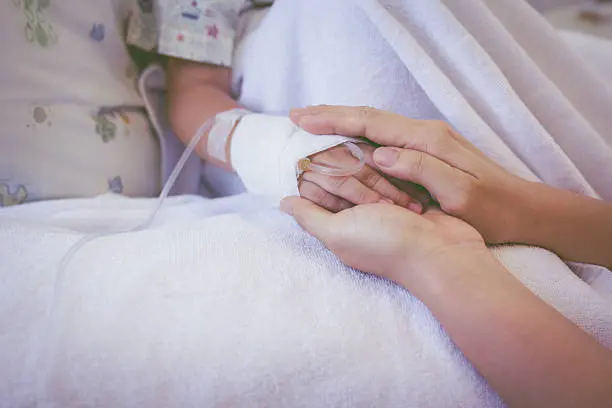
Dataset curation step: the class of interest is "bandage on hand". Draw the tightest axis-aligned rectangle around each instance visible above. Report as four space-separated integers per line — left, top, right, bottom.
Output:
223 111 422 205
206 108 252 167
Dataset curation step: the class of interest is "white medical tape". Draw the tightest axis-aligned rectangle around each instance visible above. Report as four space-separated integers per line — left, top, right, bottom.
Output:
207 108 252 163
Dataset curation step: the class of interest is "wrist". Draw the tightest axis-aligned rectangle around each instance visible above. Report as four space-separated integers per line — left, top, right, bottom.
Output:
395 245 494 297
494 178 546 245
509 180 558 247
202 108 250 171
509 181 612 268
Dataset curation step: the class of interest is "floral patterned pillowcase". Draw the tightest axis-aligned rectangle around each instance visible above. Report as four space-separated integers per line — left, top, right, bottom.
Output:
0 0 161 207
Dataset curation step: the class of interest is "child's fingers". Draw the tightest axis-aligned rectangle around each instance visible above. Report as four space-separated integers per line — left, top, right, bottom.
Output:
298 180 353 213
354 165 422 212
310 143 361 168
301 172 381 206
305 144 420 211
390 178 434 207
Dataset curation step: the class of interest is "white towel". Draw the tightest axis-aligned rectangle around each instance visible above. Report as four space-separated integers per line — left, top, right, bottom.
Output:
0 194 611 407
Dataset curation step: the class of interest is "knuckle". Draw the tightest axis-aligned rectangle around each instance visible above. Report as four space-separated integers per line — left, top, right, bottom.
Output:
430 128 446 147
354 187 376 204
430 119 453 134
300 181 326 203
326 175 350 191
300 180 344 211
359 167 383 188
444 193 468 215
404 150 426 178
358 105 379 120
424 120 452 152
443 178 476 215
361 182 382 203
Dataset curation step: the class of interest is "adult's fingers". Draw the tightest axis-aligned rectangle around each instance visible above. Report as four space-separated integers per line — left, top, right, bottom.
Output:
363 144 432 207
299 180 353 212
280 197 335 239
291 105 407 147
372 147 476 214
292 105 487 157
291 106 478 171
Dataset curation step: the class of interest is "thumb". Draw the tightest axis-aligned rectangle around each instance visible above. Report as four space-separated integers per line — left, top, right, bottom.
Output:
373 147 468 205
281 197 334 238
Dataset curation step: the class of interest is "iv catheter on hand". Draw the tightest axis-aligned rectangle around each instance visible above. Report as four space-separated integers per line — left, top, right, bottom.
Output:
211 109 367 178
297 141 365 177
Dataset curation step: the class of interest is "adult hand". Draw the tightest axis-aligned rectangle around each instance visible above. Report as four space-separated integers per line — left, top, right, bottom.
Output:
281 196 612 408
285 109 612 408
290 105 531 244
299 143 428 213
280 197 485 285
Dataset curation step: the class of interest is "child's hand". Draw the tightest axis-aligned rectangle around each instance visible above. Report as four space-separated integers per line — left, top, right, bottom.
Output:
299 144 426 212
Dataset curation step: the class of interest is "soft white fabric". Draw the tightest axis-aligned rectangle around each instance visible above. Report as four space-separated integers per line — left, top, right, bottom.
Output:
231 114 354 199
0 0 160 205
234 0 612 201
0 194 611 407
232 0 612 279
2 0 612 406
557 29 612 79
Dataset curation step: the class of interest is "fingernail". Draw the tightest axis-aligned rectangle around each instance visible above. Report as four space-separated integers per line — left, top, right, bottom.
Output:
378 198 394 205
408 202 423 213
280 198 294 215
374 147 400 167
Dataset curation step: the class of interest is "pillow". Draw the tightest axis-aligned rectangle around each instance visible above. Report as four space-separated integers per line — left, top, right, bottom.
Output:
0 0 161 206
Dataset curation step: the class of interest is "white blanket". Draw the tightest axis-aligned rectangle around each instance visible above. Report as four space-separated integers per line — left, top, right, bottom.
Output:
2 0 612 406
1 193 611 407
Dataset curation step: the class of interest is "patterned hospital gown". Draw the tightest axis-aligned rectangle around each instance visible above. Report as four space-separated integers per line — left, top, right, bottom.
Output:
0 0 162 206
127 0 273 66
